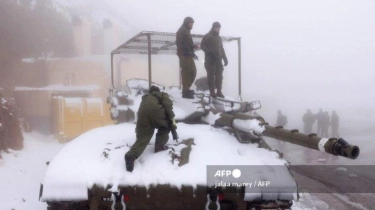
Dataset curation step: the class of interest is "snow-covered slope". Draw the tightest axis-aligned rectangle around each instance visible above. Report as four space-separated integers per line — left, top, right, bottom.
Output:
41 123 287 201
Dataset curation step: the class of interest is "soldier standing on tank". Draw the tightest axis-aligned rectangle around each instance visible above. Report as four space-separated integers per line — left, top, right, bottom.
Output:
315 109 324 136
276 110 288 127
124 86 177 172
201 22 228 98
302 109 316 134
321 111 330 137
331 111 340 138
176 17 199 99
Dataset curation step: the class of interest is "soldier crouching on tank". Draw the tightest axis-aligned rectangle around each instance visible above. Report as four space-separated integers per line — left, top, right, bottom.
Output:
124 86 177 172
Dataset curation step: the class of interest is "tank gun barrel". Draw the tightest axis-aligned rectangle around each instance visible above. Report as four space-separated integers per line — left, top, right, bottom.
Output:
212 112 360 159
263 125 359 159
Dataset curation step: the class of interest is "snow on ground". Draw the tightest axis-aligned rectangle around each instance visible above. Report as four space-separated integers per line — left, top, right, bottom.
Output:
0 132 65 210
293 193 331 210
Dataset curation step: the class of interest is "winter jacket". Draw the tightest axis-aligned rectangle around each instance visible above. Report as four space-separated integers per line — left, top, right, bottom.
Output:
176 22 194 57
136 92 175 130
201 30 227 63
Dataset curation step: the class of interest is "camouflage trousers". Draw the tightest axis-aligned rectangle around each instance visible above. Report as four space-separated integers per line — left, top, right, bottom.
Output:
126 126 170 159
205 60 224 90
179 56 197 91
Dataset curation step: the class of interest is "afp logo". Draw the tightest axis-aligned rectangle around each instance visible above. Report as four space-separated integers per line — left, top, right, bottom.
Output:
214 169 241 178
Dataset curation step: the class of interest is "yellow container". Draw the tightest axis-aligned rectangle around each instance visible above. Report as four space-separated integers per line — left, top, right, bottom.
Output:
52 97 114 142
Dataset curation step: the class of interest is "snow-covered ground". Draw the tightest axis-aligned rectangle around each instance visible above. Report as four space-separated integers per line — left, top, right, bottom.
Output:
0 132 64 210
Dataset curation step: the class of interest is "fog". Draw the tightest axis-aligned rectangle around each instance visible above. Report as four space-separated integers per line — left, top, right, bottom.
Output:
1 0 374 161
106 0 375 164
1 2 375 208
107 0 375 127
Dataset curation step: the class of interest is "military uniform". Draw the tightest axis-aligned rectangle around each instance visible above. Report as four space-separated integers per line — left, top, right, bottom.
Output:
276 113 288 127
330 111 339 137
321 112 330 138
201 22 228 97
302 110 316 134
125 91 175 160
315 110 324 136
176 17 197 96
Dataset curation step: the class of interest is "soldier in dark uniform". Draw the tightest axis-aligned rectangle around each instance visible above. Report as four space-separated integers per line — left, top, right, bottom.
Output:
276 110 288 127
315 109 324 136
302 109 316 134
321 111 330 138
330 111 339 138
125 86 176 172
201 22 228 98
176 17 199 99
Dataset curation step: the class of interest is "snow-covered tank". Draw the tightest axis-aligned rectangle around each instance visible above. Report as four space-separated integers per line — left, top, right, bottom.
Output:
39 31 359 210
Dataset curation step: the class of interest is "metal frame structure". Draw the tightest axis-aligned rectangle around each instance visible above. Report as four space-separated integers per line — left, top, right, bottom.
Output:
110 31 243 97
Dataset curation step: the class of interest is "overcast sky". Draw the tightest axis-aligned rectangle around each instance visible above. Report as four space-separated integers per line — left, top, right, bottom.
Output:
105 0 375 124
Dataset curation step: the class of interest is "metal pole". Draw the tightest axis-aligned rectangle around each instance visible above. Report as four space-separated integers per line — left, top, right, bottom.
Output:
237 38 242 100
110 53 114 88
147 33 152 89
116 57 122 90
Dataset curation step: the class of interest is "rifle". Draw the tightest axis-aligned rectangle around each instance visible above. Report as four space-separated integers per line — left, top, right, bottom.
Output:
182 38 199 60
167 118 179 142
154 93 179 142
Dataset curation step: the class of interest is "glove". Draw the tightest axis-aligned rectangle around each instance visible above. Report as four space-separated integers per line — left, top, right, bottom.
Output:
171 118 177 129
224 58 228 66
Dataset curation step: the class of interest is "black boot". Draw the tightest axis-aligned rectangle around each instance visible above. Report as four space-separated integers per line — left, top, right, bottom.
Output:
155 145 169 153
216 89 224 98
182 90 194 99
209 89 217 98
124 153 135 172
